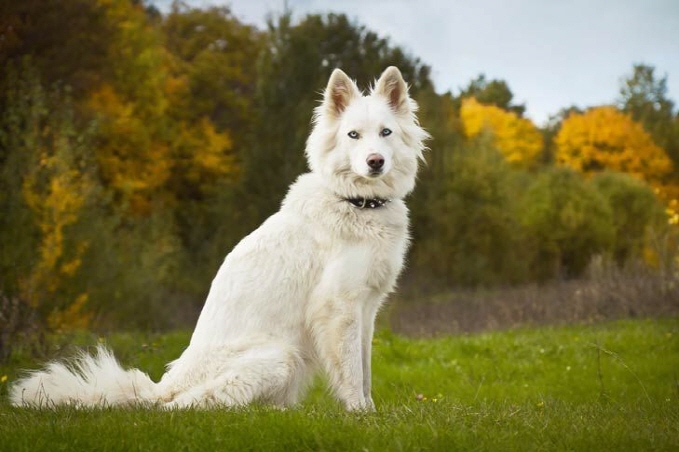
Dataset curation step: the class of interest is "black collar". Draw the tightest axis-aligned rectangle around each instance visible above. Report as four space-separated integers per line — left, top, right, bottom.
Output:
344 197 391 209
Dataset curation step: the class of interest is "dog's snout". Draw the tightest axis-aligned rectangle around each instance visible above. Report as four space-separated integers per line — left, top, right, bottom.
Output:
366 153 385 171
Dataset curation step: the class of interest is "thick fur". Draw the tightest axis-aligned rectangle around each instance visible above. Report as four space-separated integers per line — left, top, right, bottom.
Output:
10 67 429 411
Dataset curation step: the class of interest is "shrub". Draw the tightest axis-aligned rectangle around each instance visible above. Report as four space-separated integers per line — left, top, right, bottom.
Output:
519 168 614 279
411 136 530 286
591 172 660 265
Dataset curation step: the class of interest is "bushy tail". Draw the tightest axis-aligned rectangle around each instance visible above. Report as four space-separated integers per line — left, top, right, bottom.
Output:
9 346 159 408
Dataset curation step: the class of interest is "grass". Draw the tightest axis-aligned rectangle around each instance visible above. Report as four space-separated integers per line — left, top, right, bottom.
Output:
0 318 677 451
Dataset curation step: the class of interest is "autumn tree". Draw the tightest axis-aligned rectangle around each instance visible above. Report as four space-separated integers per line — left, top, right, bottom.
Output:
162 3 260 204
554 106 675 199
0 63 99 332
0 0 240 331
163 3 262 136
540 105 584 165
460 97 543 168
1 0 174 214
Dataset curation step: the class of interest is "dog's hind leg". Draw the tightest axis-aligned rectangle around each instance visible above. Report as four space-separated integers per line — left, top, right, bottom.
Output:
165 343 305 409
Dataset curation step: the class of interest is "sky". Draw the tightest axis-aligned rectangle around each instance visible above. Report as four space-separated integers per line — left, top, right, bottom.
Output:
153 0 679 126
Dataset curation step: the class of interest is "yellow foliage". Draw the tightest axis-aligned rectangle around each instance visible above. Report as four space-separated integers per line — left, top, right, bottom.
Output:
173 117 238 191
22 153 90 298
97 0 168 118
47 293 93 332
20 134 92 331
554 106 675 198
89 84 171 213
460 97 543 168
668 199 679 226
190 118 235 181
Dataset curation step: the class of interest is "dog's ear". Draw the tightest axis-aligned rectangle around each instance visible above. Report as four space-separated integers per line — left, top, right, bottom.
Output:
374 66 410 115
324 69 360 117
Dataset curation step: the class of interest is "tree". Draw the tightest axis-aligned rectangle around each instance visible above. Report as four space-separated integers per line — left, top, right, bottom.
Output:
618 64 679 171
554 106 675 199
0 63 99 331
460 97 543 169
457 74 526 116
163 3 262 134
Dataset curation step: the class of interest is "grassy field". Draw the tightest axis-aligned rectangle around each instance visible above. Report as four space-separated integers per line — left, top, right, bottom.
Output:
0 318 677 451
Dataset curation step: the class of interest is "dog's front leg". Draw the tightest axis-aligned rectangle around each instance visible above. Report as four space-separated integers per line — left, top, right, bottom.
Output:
312 300 370 411
361 302 380 411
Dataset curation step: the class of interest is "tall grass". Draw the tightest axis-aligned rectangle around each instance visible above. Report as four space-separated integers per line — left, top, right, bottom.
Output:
394 262 679 336
1 318 677 451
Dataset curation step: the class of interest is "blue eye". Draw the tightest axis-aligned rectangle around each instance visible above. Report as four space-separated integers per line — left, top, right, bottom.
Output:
348 131 359 139
380 128 392 137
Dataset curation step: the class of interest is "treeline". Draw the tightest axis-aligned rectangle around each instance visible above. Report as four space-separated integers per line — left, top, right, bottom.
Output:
1 0 678 340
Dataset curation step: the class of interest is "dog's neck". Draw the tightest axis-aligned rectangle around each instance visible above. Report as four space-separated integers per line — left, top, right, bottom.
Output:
343 196 391 209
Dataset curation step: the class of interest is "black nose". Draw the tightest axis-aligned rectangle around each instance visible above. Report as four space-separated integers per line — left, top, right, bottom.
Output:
366 153 385 170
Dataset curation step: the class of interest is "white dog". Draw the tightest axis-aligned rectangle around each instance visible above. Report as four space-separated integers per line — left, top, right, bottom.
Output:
10 66 429 411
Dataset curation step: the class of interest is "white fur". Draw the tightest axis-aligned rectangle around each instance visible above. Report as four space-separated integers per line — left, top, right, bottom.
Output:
10 67 429 411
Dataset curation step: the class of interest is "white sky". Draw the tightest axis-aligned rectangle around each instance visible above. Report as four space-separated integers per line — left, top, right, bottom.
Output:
153 0 679 126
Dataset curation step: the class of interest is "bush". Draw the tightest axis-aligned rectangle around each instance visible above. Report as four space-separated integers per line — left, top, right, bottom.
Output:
591 172 661 265
410 136 530 286
518 168 614 279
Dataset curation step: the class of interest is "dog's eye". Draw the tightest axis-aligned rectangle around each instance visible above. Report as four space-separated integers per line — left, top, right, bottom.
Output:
347 131 360 139
380 128 392 137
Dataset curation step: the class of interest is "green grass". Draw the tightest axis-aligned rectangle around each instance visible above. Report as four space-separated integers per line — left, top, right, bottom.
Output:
1 318 677 451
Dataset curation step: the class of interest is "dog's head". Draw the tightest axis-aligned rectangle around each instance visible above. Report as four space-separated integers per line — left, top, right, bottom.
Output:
306 67 429 200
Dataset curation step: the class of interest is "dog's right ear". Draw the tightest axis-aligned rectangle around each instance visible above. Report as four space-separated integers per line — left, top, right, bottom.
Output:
323 69 361 118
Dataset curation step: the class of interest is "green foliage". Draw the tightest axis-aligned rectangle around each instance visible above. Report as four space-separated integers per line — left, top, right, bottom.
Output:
412 136 530 286
456 73 526 116
618 64 679 171
163 4 262 133
0 61 102 329
0 62 43 298
591 172 661 265
0 319 677 451
519 168 615 279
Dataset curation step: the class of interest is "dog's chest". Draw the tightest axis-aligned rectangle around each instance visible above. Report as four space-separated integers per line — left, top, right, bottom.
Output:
318 215 408 296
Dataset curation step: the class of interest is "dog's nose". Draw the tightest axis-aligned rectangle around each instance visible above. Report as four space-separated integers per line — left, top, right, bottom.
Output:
366 153 385 171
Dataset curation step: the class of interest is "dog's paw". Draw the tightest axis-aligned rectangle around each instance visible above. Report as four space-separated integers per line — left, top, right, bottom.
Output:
365 396 376 412
345 397 376 412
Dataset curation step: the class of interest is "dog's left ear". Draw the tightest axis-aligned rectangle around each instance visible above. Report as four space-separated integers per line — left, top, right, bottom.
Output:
374 66 410 115
324 68 361 118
